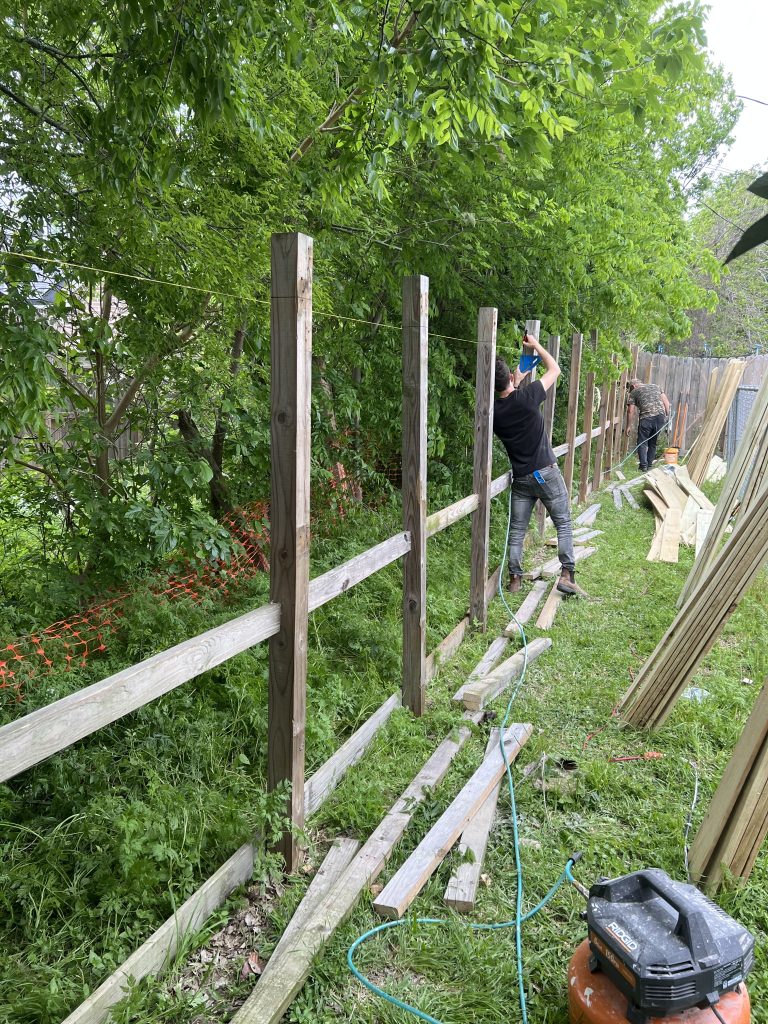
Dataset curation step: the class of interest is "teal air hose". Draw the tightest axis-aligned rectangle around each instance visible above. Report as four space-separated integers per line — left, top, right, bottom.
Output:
346 488 575 1022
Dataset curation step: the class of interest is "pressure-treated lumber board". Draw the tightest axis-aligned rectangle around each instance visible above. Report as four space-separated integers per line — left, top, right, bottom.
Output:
426 495 479 537
547 528 603 546
426 614 471 682
620 479 768 729
574 503 601 525
646 520 664 562
613 488 623 511
230 723 477 1024
62 840 261 1024
678 370 768 607
689 683 768 889
486 564 502 604
305 694 401 816
309 532 412 610
621 487 639 510
687 360 746 485
461 639 552 712
0 601 281 783
657 506 681 563
673 465 715 512
490 471 512 499
469 307 497 626
401 275 429 715
679 496 701 547
453 635 510 702
504 579 549 627
268 232 313 867
563 332 583 497
646 468 687 511
536 580 563 630
540 546 597 577
579 330 598 503
694 509 714 557
643 488 669 520
536 333 561 535
444 730 502 912
373 723 533 919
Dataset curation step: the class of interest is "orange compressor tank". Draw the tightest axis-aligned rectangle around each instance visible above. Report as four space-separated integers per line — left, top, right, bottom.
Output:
567 940 751 1024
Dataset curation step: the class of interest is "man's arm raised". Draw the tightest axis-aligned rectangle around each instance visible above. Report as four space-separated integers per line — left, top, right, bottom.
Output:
526 334 560 392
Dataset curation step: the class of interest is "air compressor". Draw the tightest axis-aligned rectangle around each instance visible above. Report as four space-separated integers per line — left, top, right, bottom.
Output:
568 868 754 1024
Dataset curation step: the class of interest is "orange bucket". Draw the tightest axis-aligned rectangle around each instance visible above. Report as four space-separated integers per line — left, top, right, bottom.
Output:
663 447 679 465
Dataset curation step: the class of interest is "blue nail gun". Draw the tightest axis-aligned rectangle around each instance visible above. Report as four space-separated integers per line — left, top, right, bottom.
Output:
519 338 541 374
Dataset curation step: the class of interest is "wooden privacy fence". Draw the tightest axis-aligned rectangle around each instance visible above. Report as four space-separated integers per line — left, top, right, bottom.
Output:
634 350 768 454
0 232 626 1024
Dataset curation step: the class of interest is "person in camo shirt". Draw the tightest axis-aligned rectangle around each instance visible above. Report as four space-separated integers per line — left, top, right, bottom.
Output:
625 378 671 472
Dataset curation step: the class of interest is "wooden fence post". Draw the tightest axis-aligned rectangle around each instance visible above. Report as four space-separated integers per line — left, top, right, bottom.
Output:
591 354 609 493
603 354 618 479
562 332 582 498
402 276 429 715
536 333 560 533
469 307 498 628
621 344 639 458
268 232 312 872
578 330 597 504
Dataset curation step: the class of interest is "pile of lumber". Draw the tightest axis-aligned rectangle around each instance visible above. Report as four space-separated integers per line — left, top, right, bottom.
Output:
689 682 768 892
686 360 745 485
642 466 714 563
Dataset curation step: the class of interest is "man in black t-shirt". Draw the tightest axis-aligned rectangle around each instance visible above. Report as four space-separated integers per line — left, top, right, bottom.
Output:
493 335 578 596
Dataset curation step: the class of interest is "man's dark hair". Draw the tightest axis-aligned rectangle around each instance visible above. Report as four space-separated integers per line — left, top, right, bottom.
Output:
495 356 511 392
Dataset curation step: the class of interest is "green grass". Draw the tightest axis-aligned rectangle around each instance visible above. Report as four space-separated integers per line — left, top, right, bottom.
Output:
1 482 767 1024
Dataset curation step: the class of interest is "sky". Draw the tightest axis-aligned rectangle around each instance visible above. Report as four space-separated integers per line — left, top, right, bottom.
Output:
704 0 768 174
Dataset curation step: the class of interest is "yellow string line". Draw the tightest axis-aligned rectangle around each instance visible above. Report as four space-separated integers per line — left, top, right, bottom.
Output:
1 248 485 347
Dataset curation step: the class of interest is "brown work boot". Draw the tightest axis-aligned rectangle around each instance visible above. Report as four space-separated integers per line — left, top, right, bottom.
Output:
507 574 522 594
556 568 580 596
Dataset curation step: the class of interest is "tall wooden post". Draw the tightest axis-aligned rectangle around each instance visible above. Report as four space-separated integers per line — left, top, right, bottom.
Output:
536 333 560 533
591 371 609 493
621 344 639 459
603 355 618 479
268 232 312 872
402 276 428 715
469 308 497 628
578 330 597 504
562 333 583 498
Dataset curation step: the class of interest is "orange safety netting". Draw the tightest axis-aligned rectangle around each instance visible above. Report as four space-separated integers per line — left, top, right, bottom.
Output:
0 502 271 704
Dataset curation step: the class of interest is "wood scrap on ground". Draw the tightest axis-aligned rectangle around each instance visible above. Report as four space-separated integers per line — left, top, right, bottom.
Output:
373 723 533 919
230 724 478 1024
444 730 503 912
574 503 601 526
504 579 549 627
642 467 689 562
452 635 509 702
535 580 562 630
461 639 552 712
541 545 596 577
613 488 623 510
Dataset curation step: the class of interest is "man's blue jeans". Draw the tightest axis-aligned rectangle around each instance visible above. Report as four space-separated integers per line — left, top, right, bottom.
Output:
508 465 575 576
637 413 666 470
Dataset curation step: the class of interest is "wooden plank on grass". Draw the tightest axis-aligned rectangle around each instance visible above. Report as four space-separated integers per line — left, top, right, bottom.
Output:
506 579 548 626
231 724 476 1024
62 840 261 1024
373 723 533 919
453 635 510 702
541 546 597 577
574 503 601 525
444 730 503 912
622 487 639 509
305 694 401 816
536 580 563 630
643 488 669 520
613 488 623 510
461 639 552 712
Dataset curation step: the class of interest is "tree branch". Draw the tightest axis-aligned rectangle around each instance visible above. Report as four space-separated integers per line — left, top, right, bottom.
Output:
0 81 75 136
290 9 419 162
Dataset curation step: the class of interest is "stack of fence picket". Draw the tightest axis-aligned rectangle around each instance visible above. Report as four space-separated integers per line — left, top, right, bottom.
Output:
689 682 768 891
686 360 745 485
642 467 687 562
